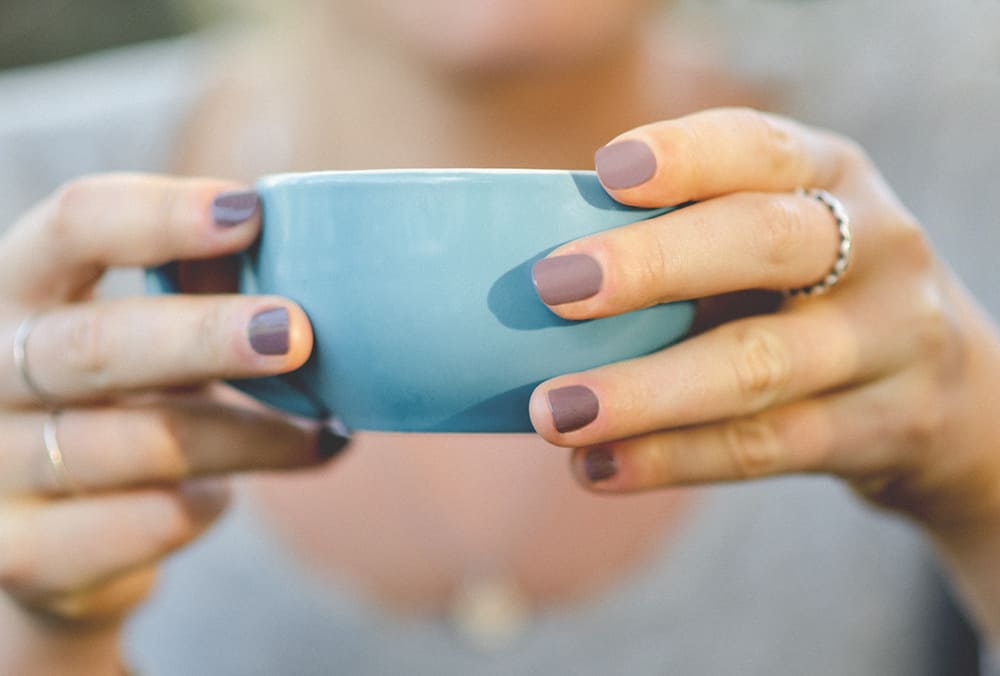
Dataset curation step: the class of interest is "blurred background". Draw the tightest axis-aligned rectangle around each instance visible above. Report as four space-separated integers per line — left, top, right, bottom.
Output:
0 0 212 70
1 0 996 307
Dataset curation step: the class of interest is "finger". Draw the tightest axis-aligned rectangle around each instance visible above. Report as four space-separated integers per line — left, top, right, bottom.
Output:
594 107 862 207
567 385 900 492
531 191 845 319
529 306 910 447
0 174 260 304
0 481 228 598
0 404 349 496
0 296 312 405
28 564 158 624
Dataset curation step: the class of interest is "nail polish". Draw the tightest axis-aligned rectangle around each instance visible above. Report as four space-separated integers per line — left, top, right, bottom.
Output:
547 385 600 434
583 447 618 483
213 190 259 226
248 307 289 355
595 139 657 190
317 418 352 460
532 254 603 305
179 478 231 518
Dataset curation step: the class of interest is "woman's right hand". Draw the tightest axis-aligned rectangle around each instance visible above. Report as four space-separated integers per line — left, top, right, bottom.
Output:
0 174 348 674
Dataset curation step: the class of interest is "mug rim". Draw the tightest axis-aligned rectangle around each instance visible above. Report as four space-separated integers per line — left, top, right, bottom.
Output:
258 168 598 188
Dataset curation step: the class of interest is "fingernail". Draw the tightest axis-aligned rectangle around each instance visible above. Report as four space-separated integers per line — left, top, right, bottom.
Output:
248 307 289 355
532 254 603 305
317 417 352 460
583 447 618 483
212 190 259 226
179 478 231 518
595 139 657 190
547 385 599 434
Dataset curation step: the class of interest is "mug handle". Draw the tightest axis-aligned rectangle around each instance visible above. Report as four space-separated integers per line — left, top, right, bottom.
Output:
143 259 330 420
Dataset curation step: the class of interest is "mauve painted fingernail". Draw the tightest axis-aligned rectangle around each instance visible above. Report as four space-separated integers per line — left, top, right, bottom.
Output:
212 190 259 226
179 478 231 518
317 418 352 460
248 307 289 355
595 139 657 190
532 254 603 305
548 385 600 434
583 447 618 483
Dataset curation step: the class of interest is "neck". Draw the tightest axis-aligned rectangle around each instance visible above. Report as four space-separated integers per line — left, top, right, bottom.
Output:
270 8 675 171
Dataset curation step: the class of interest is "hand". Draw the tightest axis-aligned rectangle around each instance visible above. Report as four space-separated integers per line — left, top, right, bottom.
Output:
528 108 1000 638
0 175 348 672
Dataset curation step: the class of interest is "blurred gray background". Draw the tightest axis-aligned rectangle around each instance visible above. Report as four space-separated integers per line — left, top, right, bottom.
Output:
1 0 997 313
0 0 207 69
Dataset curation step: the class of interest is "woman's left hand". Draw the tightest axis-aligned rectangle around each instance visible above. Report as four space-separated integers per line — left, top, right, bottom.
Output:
529 108 1000 639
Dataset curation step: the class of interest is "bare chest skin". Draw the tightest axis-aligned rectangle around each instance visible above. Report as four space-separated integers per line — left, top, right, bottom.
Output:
172 26 760 612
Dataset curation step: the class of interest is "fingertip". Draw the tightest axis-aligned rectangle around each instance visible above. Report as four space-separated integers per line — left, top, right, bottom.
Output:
530 236 642 321
283 301 315 369
211 189 260 228
595 125 695 208
315 417 352 461
244 299 314 370
529 380 602 445
247 306 292 357
595 138 658 193
570 446 621 490
197 181 262 253
178 477 231 521
531 254 604 310
529 383 557 439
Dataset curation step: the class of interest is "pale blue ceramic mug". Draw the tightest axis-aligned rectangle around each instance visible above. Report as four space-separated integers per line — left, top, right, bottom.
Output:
146 169 694 432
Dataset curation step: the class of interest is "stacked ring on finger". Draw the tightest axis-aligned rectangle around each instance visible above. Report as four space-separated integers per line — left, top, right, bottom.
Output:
14 315 81 493
43 410 81 494
13 315 61 407
783 188 853 297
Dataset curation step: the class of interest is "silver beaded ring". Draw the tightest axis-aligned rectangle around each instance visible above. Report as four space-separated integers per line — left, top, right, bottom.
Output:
784 188 853 297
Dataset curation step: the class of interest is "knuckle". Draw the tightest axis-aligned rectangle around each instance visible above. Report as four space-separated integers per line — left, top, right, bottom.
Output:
195 305 231 364
41 593 95 622
836 136 872 173
158 500 201 551
157 522 194 555
651 124 702 204
626 232 670 305
130 494 198 555
909 291 967 381
742 108 801 176
144 409 190 479
45 177 97 240
0 510 38 592
888 218 934 272
640 438 676 486
898 388 948 450
61 309 114 388
722 416 784 479
158 177 206 250
912 296 954 360
759 196 805 269
148 184 179 253
729 326 792 407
